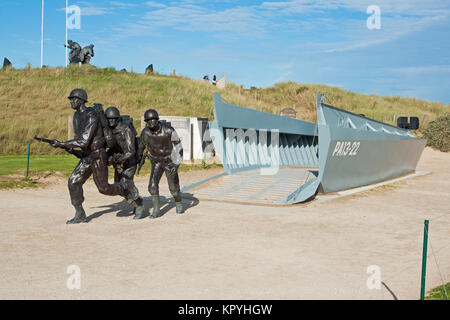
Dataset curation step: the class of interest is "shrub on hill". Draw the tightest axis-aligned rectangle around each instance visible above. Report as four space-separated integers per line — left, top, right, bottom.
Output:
423 113 450 152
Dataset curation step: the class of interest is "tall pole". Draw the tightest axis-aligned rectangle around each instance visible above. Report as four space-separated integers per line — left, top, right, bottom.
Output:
65 0 68 66
41 0 44 68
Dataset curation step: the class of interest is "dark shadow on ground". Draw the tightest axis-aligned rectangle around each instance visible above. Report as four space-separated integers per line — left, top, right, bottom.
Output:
86 193 200 222
152 193 199 219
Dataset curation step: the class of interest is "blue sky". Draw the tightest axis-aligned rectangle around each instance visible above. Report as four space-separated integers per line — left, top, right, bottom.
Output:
1 0 449 104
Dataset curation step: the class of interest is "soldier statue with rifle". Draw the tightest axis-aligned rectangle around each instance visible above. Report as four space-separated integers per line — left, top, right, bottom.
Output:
139 109 185 218
104 106 146 219
36 88 129 224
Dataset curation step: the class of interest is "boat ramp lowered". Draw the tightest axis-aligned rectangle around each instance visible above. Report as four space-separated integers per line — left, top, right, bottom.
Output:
182 93 427 206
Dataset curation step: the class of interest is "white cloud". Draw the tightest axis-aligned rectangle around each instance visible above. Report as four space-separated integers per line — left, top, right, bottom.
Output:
58 2 112 16
118 3 267 37
109 1 138 8
325 13 449 53
388 65 450 76
81 7 112 16
145 1 167 9
258 0 449 15
109 0 450 51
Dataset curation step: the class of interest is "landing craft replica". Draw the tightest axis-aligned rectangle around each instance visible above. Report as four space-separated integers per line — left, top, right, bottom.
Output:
182 93 426 205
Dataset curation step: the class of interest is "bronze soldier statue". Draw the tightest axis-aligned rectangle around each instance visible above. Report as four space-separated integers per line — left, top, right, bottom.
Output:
140 109 184 218
65 40 94 65
104 107 146 219
50 89 129 224
65 40 81 64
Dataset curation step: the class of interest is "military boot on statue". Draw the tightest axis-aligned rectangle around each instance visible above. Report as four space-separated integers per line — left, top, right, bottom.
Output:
132 197 146 220
176 201 184 214
67 205 88 224
150 195 161 219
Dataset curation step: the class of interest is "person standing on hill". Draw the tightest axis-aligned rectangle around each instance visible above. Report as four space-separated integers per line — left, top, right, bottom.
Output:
50 89 129 224
139 109 185 218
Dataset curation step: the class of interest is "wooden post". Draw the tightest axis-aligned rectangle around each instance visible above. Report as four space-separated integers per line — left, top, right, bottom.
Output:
131 66 134 73
68 115 74 140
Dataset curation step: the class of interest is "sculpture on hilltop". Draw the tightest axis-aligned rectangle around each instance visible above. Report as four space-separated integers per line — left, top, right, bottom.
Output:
3 57 12 69
65 40 95 65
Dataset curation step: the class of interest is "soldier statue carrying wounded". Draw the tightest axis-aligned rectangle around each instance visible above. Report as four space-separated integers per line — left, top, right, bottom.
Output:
36 89 130 224
104 106 146 219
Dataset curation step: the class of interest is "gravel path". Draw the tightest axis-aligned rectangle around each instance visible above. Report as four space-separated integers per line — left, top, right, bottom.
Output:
0 147 448 299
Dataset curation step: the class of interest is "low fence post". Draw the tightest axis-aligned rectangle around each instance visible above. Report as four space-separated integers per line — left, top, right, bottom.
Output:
420 220 429 300
26 143 31 179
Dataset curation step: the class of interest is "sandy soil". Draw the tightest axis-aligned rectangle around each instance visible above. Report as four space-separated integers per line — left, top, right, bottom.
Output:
0 147 448 300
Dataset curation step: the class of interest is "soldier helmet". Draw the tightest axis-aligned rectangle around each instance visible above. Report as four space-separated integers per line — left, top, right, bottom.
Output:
144 109 159 121
105 106 120 119
68 88 88 102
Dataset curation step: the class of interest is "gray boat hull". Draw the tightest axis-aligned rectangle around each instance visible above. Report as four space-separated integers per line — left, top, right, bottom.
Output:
190 93 426 205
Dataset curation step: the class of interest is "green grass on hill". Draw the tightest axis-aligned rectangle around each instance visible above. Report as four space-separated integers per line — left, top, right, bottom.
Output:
0 155 79 176
1 65 448 155
0 154 222 189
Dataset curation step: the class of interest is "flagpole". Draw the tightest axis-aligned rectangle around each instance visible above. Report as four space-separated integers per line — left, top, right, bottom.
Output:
65 0 68 66
41 0 44 68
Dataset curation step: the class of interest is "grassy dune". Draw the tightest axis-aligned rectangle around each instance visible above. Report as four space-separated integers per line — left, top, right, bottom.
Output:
0 65 448 155
0 154 221 189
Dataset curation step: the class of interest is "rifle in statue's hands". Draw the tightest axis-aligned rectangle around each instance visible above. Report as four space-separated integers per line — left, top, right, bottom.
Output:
33 136 84 159
137 150 149 175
